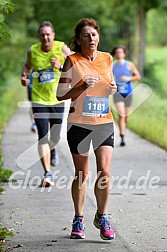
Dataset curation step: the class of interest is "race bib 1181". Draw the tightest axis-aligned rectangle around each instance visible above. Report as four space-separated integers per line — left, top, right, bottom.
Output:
82 96 109 117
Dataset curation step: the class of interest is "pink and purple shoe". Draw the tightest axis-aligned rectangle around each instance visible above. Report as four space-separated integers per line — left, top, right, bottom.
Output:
71 216 85 239
94 212 115 240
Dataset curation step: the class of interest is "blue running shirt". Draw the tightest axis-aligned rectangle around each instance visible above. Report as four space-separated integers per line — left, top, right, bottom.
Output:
113 60 133 97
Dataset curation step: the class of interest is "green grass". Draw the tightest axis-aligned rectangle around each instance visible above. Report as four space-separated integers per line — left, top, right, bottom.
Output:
146 46 167 95
113 95 167 150
0 225 14 250
128 92 167 150
0 77 26 134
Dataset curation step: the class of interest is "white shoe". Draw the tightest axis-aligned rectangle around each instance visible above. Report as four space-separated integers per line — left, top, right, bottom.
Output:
41 172 54 187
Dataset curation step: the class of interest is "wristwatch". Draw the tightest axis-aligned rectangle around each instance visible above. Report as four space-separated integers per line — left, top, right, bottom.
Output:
59 64 63 71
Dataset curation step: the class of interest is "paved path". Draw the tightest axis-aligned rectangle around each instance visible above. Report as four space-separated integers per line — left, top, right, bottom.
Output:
1 102 167 252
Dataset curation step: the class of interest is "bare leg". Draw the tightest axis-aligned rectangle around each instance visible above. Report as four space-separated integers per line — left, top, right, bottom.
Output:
30 107 37 133
49 123 63 166
30 107 35 124
71 154 89 216
125 106 131 125
94 146 113 214
38 143 51 173
115 102 126 135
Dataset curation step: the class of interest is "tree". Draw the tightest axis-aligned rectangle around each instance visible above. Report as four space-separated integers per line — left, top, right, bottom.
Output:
110 0 164 78
2 0 167 80
134 0 159 77
0 0 14 42
0 0 14 95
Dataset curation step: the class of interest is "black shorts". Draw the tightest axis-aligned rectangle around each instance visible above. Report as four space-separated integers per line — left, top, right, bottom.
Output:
67 122 114 154
32 103 64 144
114 92 132 107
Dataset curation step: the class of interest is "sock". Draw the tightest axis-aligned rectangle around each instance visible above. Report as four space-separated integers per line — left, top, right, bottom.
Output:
120 134 124 140
75 215 83 219
51 148 55 159
44 171 52 175
120 134 126 146
97 210 106 218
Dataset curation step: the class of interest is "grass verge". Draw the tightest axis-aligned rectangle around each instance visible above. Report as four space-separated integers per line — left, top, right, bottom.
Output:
0 226 14 251
111 90 167 150
0 75 26 250
145 46 167 99
128 91 167 150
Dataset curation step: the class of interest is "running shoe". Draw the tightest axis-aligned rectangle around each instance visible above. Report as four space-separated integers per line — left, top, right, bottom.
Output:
120 140 126 146
50 148 59 166
120 135 125 146
71 216 85 239
31 123 37 133
41 171 54 187
93 212 115 240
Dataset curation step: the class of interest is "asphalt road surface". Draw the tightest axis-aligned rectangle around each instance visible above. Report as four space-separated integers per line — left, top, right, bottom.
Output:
1 101 167 252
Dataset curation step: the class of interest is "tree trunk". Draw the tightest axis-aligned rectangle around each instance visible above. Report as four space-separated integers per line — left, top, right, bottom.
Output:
134 7 147 78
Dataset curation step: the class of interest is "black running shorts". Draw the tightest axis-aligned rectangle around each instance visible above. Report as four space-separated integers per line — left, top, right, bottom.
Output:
67 122 114 154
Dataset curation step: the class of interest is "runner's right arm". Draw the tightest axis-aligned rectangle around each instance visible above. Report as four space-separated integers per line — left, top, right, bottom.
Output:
56 56 88 101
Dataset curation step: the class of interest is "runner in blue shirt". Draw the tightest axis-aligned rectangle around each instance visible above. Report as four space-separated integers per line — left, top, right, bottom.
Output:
111 45 141 146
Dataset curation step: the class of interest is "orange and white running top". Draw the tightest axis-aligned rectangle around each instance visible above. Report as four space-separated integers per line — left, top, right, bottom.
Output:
67 51 114 125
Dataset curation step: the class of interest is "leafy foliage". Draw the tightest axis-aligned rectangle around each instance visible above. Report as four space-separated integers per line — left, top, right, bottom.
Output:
0 0 14 13
0 225 14 250
0 142 13 195
0 168 13 183
0 0 14 42
0 21 10 41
